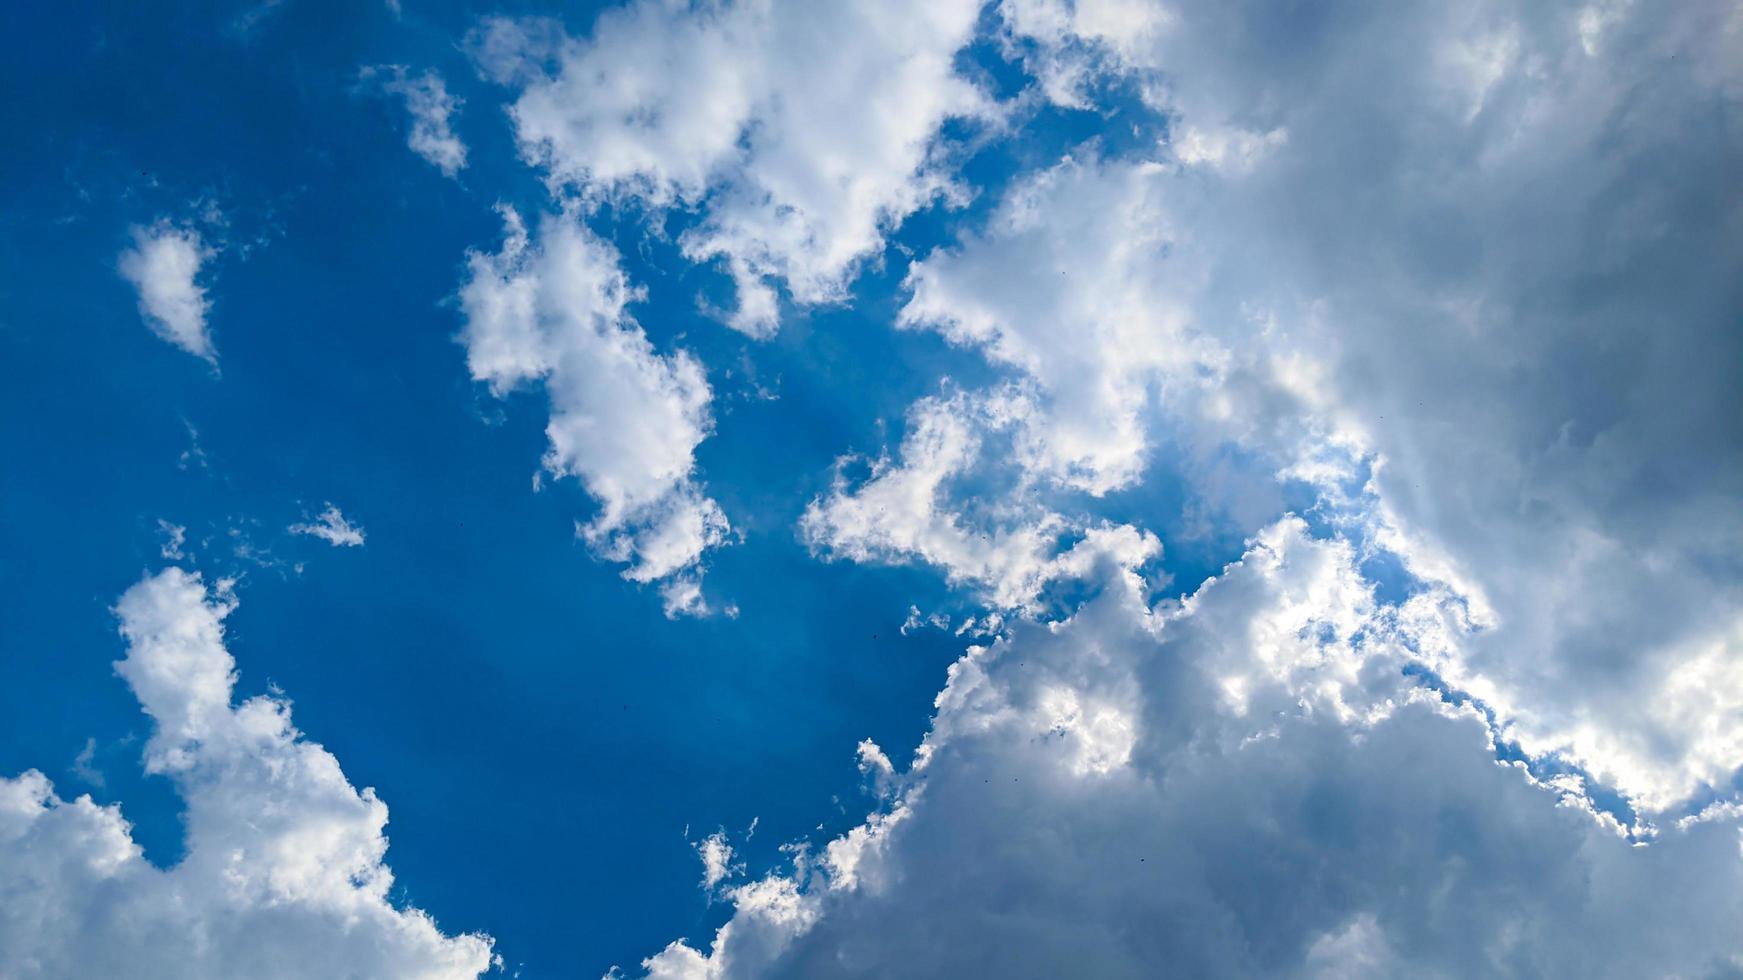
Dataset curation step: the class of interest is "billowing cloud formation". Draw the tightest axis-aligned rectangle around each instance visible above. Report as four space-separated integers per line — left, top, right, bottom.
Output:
891 0 1743 813
459 207 728 615
614 0 1743 974
374 67 468 178
481 0 989 335
0 569 493 978
628 521 1743 978
118 221 217 364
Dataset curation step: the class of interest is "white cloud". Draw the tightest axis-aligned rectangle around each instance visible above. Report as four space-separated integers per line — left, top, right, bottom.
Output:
491 0 991 335
289 503 366 548
0 568 494 979
1171 124 1288 174
459 206 729 607
118 221 217 364
900 159 1221 496
638 872 822 980
609 2 1743 973
657 575 711 620
464 16 566 88
894 0 1743 813
997 0 1175 108
156 519 187 560
697 830 741 892
855 740 897 801
624 520 1743 978
373 66 468 178
800 387 1160 611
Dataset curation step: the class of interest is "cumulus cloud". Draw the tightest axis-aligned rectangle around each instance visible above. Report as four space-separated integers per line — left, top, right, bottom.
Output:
118 221 217 364
0 568 494 979
609 0 1743 974
371 66 468 178
902 159 1226 496
289 503 366 547
486 0 991 335
801 387 1160 611
625 521 1743 978
459 206 729 611
889 0 1743 813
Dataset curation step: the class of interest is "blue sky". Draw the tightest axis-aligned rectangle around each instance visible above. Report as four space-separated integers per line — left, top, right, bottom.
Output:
0 3 1243 973
3 1 1742 978
0 3 1042 971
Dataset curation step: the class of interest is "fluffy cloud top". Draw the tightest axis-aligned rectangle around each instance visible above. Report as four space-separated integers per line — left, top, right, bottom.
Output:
55 0 1741 976
889 0 1743 813
459 207 728 615
613 0 1743 975
484 0 990 335
0 569 493 979
118 221 217 364
627 521 1743 978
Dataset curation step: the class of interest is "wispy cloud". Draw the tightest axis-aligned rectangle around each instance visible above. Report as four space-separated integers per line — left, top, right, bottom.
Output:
366 66 468 178
289 504 366 548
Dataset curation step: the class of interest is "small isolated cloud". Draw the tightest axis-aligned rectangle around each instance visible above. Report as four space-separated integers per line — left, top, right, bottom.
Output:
117 221 216 364
458 206 730 614
657 576 710 620
0 569 494 977
177 418 210 471
368 66 468 178
155 520 186 560
69 738 103 789
289 504 366 547
696 830 741 893
228 0 286 40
